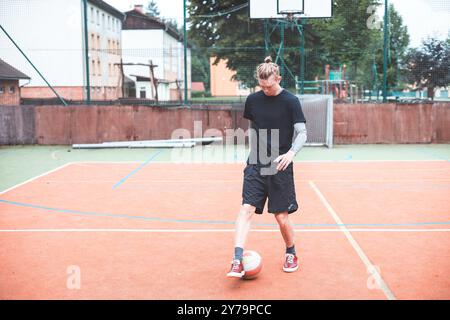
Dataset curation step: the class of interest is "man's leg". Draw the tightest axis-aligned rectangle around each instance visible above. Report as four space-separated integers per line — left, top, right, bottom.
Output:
227 204 256 278
274 212 294 248
235 204 256 249
274 212 299 272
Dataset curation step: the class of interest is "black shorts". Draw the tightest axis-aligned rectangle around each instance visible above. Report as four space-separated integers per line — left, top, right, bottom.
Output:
242 163 298 214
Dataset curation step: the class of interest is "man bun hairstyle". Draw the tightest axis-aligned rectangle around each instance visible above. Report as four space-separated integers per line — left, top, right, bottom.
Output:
256 56 280 80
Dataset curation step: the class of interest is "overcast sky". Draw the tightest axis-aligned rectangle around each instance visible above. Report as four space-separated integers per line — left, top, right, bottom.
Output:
104 0 450 47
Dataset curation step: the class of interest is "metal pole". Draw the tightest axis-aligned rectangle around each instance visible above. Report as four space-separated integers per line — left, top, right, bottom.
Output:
382 0 389 103
295 20 305 94
300 21 305 94
0 24 68 106
83 0 91 105
264 19 269 57
280 21 285 87
183 0 188 105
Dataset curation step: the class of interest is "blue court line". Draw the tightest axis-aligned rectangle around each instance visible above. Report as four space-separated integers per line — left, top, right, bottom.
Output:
112 150 164 189
1 199 449 228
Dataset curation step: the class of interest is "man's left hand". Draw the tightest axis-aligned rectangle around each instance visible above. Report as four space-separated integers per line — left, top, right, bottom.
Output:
274 150 295 171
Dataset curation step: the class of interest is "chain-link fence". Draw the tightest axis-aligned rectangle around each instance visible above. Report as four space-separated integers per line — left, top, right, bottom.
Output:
188 0 450 103
1 0 449 106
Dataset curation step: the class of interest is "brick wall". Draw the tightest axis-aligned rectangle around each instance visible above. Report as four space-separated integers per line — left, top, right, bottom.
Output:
334 103 450 143
1 103 450 145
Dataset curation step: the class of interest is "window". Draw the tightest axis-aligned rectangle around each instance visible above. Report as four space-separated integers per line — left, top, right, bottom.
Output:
90 7 94 23
140 88 146 99
102 13 105 27
90 33 95 49
0 86 4 94
9 86 15 93
96 10 100 25
91 59 96 75
108 16 110 30
97 35 100 51
97 60 101 76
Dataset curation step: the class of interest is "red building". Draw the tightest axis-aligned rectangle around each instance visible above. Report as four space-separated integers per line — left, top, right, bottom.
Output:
0 59 30 105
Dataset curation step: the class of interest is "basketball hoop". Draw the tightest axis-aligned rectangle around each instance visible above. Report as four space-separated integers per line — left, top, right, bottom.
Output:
278 0 304 21
283 12 295 22
281 11 302 22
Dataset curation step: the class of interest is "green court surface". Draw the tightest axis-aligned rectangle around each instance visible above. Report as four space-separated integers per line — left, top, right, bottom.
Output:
1 144 449 192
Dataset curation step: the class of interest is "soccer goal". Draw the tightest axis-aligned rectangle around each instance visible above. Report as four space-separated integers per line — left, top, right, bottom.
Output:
296 94 333 148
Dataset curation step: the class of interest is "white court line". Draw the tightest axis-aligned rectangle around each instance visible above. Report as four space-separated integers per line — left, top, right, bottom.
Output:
309 180 397 300
0 228 449 233
0 162 73 195
69 159 447 164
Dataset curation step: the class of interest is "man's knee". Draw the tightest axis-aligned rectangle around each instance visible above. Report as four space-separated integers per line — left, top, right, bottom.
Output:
239 204 256 220
275 212 289 227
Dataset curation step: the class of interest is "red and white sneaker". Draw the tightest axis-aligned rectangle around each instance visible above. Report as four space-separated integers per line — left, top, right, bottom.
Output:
283 253 299 272
227 259 244 278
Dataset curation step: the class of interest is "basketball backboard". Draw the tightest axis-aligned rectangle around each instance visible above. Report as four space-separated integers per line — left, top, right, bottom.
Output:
249 0 332 19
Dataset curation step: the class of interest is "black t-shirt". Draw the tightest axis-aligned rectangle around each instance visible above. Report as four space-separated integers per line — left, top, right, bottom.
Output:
243 89 306 166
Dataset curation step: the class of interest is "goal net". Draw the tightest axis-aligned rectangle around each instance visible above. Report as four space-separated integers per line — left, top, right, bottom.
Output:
296 94 333 148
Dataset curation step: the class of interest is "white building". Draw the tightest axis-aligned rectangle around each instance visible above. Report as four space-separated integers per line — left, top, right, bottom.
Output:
121 6 191 101
0 0 124 100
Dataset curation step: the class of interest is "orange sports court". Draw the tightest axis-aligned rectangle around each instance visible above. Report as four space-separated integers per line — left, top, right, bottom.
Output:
1 145 449 300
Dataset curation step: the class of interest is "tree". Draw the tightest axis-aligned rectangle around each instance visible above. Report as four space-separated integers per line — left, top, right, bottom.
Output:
164 18 181 34
190 42 211 93
310 0 381 84
188 0 265 89
371 4 410 91
187 0 399 91
146 1 160 17
404 37 450 100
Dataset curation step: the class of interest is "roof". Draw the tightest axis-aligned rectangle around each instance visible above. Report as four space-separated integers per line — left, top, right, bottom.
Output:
0 59 30 80
192 82 205 92
123 9 184 43
130 74 171 84
88 0 125 20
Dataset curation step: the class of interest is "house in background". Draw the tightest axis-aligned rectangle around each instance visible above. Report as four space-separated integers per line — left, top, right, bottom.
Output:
0 59 30 105
192 82 205 93
121 5 191 101
87 0 124 100
210 57 251 97
0 0 124 101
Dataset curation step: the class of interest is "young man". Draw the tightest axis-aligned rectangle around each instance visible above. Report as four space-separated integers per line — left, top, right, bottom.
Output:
227 57 307 278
